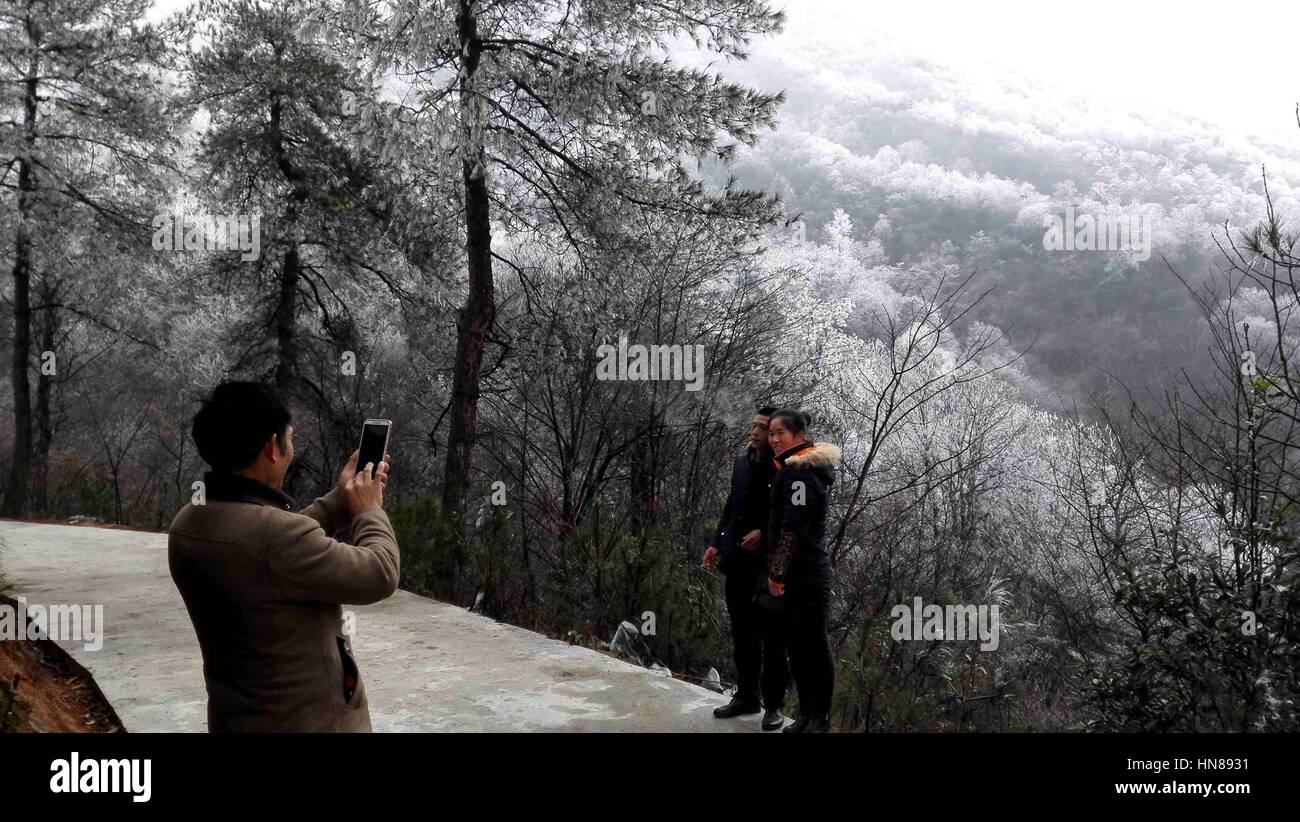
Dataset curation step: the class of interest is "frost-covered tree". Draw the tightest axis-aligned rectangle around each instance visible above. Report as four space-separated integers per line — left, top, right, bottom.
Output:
0 0 179 514
364 0 787 521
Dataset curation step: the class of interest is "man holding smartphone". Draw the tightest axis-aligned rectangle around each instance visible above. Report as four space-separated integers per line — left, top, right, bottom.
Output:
168 381 400 732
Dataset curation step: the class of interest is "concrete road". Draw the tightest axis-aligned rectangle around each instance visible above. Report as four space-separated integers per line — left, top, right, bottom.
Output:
0 520 763 732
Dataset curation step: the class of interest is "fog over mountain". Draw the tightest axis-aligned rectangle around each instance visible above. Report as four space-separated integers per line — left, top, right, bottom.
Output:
686 6 1300 409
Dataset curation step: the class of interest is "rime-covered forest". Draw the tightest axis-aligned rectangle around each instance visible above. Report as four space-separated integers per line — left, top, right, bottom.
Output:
2 0 1297 731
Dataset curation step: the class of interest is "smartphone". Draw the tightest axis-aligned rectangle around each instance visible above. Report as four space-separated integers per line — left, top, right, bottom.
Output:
356 419 391 478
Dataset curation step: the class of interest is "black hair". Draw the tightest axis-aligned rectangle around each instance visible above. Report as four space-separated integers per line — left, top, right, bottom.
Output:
192 381 291 472
769 407 810 434
756 404 778 417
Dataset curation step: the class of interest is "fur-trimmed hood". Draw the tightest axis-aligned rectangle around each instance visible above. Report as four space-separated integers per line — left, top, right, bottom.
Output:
781 441 841 470
776 441 840 489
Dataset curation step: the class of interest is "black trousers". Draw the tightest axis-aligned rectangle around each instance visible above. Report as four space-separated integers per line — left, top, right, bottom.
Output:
782 569 834 718
723 558 788 708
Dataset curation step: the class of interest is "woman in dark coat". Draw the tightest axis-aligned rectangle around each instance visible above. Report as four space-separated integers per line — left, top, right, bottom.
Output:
762 408 839 733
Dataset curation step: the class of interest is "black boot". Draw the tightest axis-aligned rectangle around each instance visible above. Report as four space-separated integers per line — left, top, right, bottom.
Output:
713 696 761 719
803 713 832 733
761 708 786 731
782 709 810 733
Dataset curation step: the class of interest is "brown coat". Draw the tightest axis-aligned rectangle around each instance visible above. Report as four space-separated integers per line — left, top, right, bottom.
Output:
167 473 400 732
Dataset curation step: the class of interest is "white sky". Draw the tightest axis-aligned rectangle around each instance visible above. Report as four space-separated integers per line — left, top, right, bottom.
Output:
147 0 1300 143
773 0 1300 143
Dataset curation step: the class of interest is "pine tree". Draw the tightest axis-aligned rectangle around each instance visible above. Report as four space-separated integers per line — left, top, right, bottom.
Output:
370 0 787 523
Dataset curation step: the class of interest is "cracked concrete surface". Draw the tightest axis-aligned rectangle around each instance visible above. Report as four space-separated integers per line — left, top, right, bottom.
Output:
0 521 763 732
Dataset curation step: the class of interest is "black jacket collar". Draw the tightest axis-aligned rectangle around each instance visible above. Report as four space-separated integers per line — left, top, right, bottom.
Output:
203 471 295 510
775 440 815 466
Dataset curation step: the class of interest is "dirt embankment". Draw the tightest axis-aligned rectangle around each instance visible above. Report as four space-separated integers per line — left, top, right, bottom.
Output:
0 594 124 733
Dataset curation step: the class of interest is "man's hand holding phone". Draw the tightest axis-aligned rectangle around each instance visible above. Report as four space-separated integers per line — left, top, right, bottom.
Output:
340 448 390 516
338 449 391 489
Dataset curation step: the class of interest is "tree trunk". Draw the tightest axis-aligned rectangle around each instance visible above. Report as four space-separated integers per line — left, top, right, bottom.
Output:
274 234 300 395
628 411 661 535
267 88 306 398
441 0 495 523
3 55 39 517
33 297 56 513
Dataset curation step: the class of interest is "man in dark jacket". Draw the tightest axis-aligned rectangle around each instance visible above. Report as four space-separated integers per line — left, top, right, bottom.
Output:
168 382 400 732
703 406 787 730
762 408 839 733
